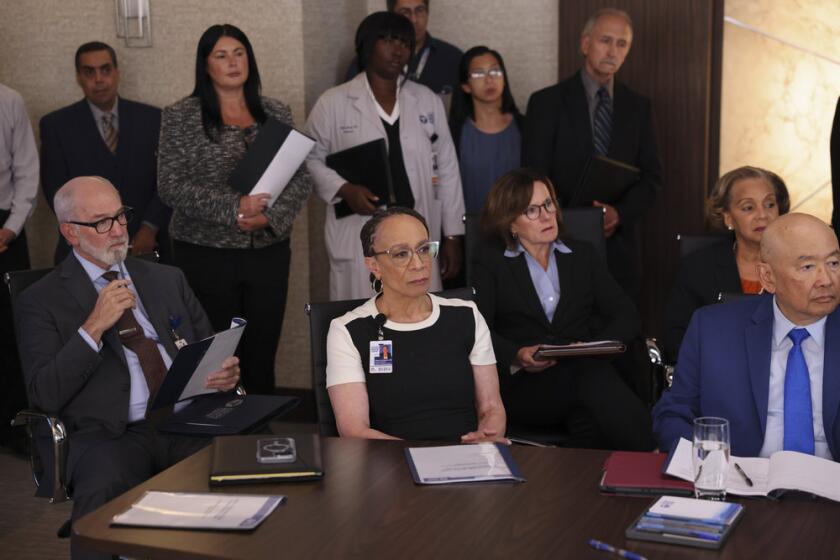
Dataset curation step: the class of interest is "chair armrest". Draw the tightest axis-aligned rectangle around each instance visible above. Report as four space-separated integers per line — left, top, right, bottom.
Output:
11 409 70 503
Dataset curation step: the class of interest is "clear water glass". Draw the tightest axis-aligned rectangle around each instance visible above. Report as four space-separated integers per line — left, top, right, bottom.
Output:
692 417 730 500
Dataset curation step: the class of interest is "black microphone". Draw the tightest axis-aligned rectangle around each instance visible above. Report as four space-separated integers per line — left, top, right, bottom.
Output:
374 313 387 328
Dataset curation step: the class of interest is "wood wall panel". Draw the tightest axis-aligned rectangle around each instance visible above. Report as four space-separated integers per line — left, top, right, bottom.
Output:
556 1 723 338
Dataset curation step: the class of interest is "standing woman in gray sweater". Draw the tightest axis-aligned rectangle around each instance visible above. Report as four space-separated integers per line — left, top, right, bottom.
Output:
158 23 311 394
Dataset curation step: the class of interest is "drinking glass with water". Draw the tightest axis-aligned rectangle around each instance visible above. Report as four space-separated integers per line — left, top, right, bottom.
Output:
692 417 730 500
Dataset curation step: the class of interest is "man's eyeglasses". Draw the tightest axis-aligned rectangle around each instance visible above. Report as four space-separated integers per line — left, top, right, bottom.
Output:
523 199 556 220
67 207 133 234
371 241 439 267
469 68 504 81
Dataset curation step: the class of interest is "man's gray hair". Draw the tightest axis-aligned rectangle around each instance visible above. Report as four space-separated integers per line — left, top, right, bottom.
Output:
53 176 114 222
581 8 634 37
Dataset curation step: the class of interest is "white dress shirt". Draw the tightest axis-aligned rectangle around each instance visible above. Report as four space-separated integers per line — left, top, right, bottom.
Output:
87 96 120 142
759 297 831 459
0 83 38 235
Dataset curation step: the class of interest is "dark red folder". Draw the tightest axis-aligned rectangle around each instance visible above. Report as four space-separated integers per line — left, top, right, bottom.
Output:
600 451 693 496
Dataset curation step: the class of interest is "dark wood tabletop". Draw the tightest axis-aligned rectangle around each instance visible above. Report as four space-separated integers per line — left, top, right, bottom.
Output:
73 437 840 559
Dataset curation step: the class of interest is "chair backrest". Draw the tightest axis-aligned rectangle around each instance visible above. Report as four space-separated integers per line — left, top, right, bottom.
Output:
305 287 476 437
4 268 53 330
562 207 606 262
677 233 729 259
463 213 481 288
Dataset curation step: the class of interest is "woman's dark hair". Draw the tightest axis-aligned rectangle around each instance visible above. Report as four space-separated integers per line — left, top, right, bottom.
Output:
480 168 564 249
360 207 430 257
354 11 415 72
449 46 521 148
706 166 791 229
191 23 267 140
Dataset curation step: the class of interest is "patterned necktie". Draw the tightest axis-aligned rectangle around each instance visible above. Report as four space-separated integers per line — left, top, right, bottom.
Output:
783 328 815 454
101 113 118 154
102 270 167 413
592 87 612 156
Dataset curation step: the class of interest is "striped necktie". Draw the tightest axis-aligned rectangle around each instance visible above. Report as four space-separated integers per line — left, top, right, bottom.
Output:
592 87 612 156
102 112 118 154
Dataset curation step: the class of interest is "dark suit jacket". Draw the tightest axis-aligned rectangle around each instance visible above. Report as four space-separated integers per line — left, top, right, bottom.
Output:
522 71 662 291
653 294 840 458
16 255 212 487
664 240 741 363
39 98 170 262
472 237 640 374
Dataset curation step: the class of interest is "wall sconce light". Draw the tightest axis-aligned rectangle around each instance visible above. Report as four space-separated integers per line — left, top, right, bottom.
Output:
115 0 152 47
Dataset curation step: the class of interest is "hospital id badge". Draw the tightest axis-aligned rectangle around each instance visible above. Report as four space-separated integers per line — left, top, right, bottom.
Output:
369 340 393 374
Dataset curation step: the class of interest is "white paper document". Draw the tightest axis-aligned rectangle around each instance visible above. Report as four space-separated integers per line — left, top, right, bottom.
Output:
405 443 525 485
666 437 840 501
177 319 246 402
249 129 315 206
111 491 285 530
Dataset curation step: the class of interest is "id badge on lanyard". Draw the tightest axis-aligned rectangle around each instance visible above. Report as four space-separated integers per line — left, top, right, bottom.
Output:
370 315 393 374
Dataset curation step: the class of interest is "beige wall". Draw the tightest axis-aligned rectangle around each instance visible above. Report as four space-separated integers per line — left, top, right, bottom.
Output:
1 0 562 389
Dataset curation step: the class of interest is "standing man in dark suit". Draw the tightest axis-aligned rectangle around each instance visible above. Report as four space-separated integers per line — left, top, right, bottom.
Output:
345 0 463 100
40 41 170 264
522 8 661 297
17 176 240 560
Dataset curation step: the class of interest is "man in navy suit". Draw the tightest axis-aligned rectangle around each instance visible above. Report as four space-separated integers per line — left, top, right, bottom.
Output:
522 8 661 297
40 41 170 264
654 213 840 460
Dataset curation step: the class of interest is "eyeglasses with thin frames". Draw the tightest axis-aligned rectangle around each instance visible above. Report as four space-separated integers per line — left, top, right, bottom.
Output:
370 241 440 267
523 199 556 221
469 68 504 81
67 207 133 234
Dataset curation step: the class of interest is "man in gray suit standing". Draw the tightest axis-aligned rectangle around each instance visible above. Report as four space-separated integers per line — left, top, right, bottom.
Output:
16 176 240 560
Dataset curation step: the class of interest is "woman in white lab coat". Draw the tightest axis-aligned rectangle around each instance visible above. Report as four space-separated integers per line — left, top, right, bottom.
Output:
306 11 464 300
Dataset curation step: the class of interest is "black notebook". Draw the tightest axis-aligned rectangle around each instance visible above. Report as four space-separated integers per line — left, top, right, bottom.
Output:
571 154 640 206
325 139 394 218
227 117 315 205
210 434 324 486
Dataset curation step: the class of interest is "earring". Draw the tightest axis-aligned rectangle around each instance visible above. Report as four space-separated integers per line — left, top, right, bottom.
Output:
511 230 518 240
371 276 383 294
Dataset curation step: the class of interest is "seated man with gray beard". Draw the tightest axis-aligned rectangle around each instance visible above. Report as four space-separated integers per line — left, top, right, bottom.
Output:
16 176 240 560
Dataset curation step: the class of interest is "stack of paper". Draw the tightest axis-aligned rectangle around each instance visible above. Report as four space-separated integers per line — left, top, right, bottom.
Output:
626 495 744 549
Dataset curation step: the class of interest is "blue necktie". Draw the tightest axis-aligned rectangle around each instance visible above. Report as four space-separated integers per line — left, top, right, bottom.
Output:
592 87 612 156
783 328 815 454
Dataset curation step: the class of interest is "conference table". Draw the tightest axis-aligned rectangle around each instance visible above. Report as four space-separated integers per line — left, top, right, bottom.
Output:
73 437 840 559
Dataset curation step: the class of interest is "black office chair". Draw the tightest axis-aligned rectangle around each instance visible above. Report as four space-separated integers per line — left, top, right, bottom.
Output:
677 233 730 258
562 207 606 262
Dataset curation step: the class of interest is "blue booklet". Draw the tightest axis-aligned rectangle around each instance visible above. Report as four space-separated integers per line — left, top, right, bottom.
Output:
626 496 744 550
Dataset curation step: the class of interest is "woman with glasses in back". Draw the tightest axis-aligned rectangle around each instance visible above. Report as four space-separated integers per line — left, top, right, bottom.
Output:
326 206 508 443
473 168 653 450
157 24 311 395
449 46 523 215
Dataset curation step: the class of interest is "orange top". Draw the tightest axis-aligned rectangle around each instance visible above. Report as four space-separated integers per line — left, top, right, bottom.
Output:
740 278 763 294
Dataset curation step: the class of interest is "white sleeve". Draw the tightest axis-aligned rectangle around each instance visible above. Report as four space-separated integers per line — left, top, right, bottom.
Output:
469 303 496 366
305 94 347 205
4 91 38 234
325 318 366 387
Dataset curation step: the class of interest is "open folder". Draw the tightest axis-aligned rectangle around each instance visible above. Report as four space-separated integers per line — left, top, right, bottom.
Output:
227 117 315 206
325 138 394 219
571 154 640 207
151 320 299 435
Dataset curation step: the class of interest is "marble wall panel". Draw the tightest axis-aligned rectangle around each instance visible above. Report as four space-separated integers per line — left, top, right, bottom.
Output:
721 0 840 223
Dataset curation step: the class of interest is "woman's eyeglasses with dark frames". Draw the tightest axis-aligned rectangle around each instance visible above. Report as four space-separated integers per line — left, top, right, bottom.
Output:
523 199 556 220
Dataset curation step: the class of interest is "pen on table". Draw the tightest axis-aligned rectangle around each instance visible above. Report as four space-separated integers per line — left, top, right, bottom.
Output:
734 462 753 487
587 539 648 560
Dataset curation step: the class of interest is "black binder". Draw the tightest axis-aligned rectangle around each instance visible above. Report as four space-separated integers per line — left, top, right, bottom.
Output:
325 139 394 218
227 117 314 198
571 154 640 206
158 393 299 436
209 434 324 485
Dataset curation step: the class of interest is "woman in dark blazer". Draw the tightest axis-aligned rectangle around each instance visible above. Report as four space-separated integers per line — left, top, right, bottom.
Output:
473 168 653 450
664 166 790 363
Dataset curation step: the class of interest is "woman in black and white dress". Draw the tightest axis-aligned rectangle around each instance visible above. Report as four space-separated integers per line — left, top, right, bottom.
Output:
326 207 507 442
